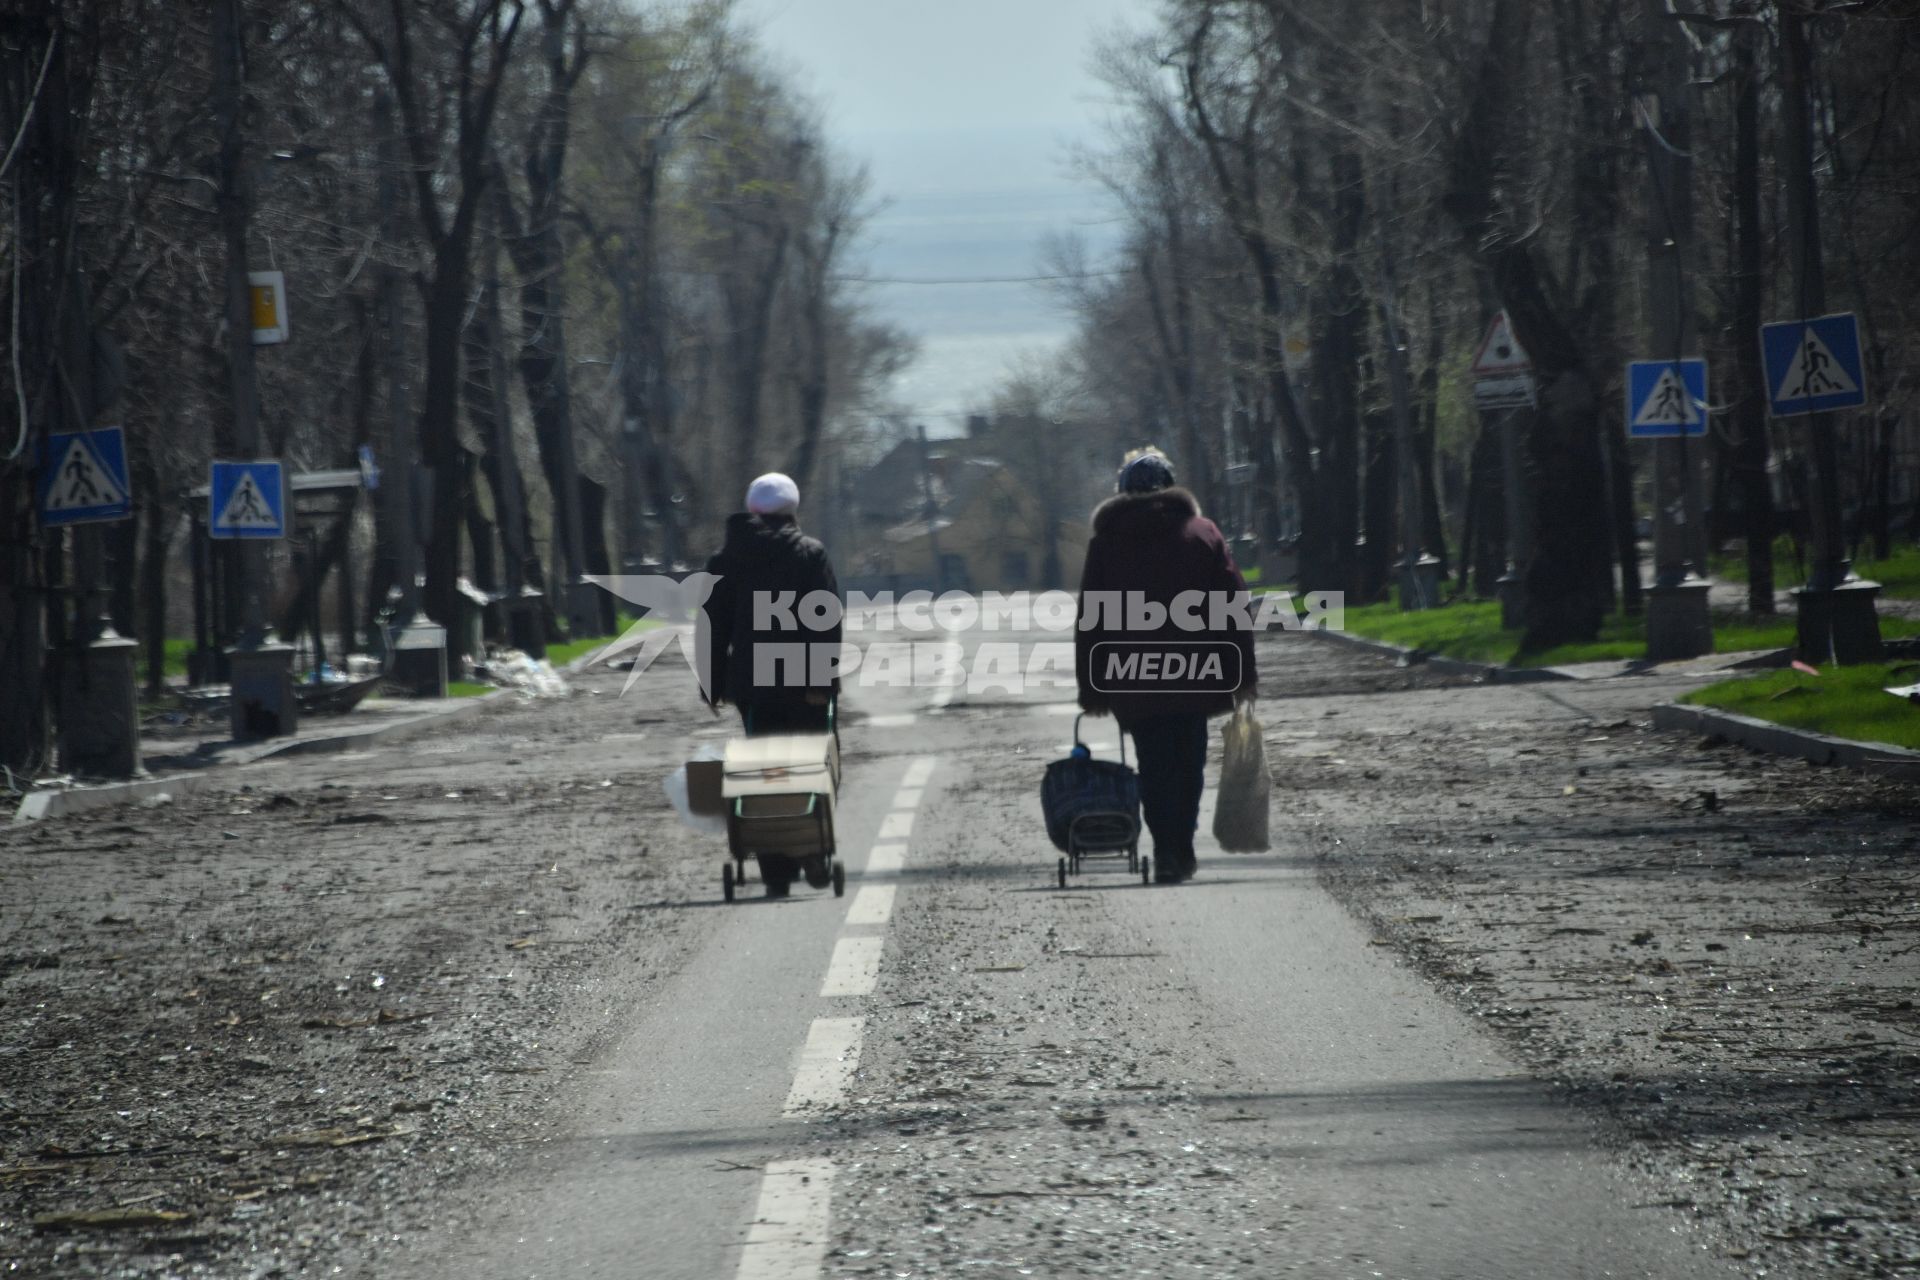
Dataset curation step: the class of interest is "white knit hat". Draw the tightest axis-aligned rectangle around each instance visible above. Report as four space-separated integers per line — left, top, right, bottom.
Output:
745 472 800 515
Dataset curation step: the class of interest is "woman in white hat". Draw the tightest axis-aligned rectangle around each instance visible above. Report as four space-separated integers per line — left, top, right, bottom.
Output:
700 472 841 737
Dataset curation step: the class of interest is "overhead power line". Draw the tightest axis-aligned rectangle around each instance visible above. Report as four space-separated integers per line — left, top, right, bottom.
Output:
833 270 1129 286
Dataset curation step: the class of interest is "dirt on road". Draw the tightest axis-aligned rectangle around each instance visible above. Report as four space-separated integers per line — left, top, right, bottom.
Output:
815 638 1920 1279
1 673 722 1277
4 634 1917 1278
1278 642 1920 1279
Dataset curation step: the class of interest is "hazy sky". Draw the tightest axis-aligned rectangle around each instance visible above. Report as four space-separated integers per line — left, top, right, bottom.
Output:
737 0 1161 427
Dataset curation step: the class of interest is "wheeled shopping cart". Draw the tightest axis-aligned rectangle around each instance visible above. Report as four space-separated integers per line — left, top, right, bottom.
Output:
719 713 844 902
1041 715 1146 887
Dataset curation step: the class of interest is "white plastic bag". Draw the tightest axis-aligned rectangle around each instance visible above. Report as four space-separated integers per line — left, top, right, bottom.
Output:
665 744 729 836
1212 703 1271 852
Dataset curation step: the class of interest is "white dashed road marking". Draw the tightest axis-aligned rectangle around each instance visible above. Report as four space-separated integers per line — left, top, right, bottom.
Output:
820 935 884 997
865 842 907 875
733 1159 834 1280
782 1017 865 1115
844 884 895 927
748 755 938 1277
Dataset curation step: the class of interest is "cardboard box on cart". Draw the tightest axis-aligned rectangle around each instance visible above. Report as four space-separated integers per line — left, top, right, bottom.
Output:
721 733 839 858
685 758 726 817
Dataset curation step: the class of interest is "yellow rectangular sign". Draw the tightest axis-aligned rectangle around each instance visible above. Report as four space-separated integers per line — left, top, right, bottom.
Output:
247 270 288 345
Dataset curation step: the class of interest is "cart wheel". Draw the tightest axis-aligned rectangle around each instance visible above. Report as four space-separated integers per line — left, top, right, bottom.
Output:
1141 856 1152 886
1057 857 1067 889
832 860 846 898
722 862 735 903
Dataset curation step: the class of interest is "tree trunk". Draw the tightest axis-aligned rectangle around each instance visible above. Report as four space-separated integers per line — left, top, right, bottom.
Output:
577 474 615 634
1443 0 1611 650
1418 286 1452 581
418 259 473 649
498 183 586 590
1140 233 1207 512
789 199 843 499
1360 405 1396 603
725 221 791 505
1414 409 1449 582
1178 25 1320 584
1564 0 1636 615
1603 422 1641 613
462 449 497 598
0 3 91 775
139 492 173 696
601 140 689 571
1732 28 1776 611
466 224 539 603
1466 418 1508 598
1868 412 1894 561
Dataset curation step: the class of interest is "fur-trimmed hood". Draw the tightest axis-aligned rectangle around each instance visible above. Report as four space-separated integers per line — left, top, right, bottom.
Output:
1091 486 1201 537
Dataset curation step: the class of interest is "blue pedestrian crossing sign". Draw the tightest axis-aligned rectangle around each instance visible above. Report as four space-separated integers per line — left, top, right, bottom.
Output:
1626 358 1709 439
39 427 133 526
209 460 287 539
1761 312 1867 418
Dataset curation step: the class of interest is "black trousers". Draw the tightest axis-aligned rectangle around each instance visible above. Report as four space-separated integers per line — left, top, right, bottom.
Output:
1121 712 1210 856
738 696 831 736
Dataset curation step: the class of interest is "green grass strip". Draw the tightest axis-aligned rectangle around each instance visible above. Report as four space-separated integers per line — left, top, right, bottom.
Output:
1334 596 1919 669
1682 661 1920 752
1712 539 1920 599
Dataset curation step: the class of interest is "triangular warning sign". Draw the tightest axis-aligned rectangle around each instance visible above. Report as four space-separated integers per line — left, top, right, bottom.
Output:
1471 311 1532 375
217 472 279 529
1633 367 1701 428
1775 328 1859 403
45 437 128 511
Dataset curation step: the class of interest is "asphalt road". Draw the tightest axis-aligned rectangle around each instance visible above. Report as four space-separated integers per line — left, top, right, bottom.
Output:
384 610 1735 1280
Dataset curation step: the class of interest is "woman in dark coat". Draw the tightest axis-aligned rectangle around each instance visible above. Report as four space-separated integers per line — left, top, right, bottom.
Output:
1075 449 1256 882
701 472 841 735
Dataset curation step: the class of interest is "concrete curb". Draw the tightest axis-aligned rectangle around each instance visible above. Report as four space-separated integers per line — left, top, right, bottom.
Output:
12 775 220 822
1306 626 1574 683
1652 702 1920 781
11 692 508 824
236 690 505 762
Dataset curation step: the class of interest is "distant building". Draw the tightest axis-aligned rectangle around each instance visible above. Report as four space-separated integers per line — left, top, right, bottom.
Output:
840 414 1111 594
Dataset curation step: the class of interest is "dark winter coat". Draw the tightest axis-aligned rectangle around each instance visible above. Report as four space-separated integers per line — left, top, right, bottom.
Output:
701 513 841 724
1074 487 1256 722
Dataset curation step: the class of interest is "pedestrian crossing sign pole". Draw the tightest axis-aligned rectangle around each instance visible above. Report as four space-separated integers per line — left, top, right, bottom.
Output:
1760 312 1867 417
39 426 133 527
209 460 287 539
1625 358 1709 439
